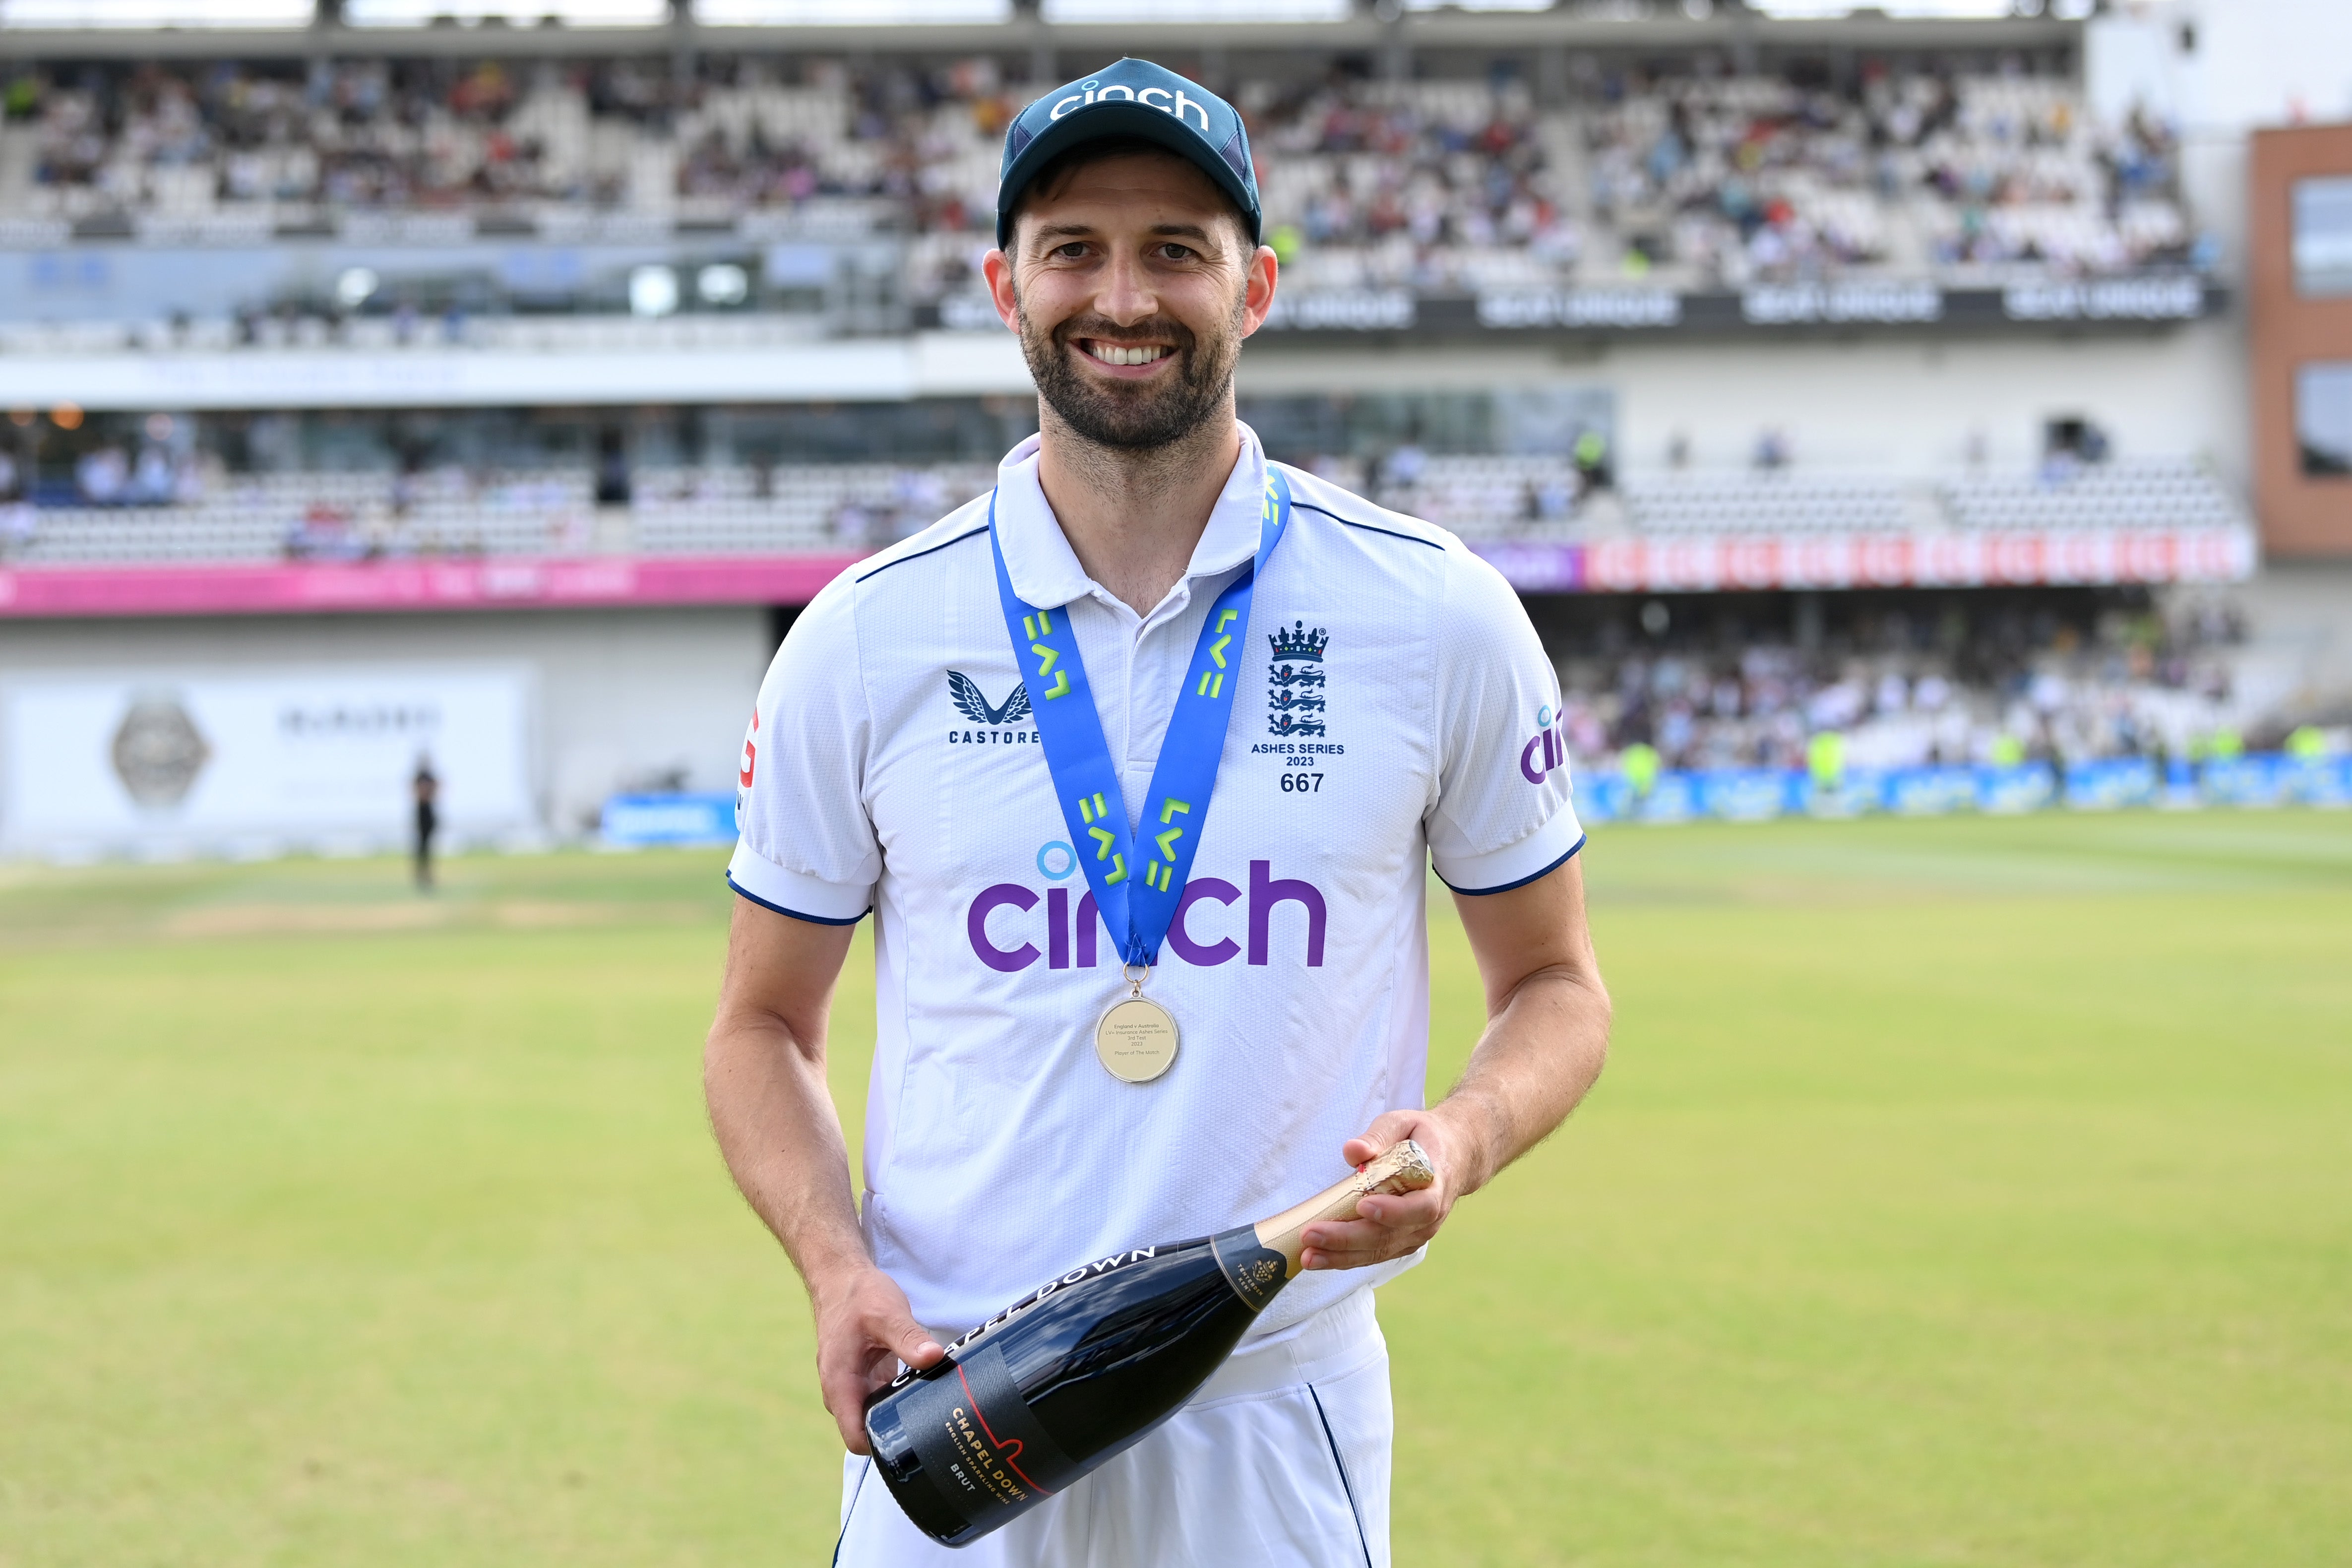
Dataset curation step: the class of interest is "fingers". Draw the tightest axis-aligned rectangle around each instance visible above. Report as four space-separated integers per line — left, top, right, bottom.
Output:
814 1269 943 1455
1341 1110 1423 1168
890 1317 946 1371
816 1324 897 1451
1299 1214 1434 1270
1299 1187 1447 1270
819 1351 880 1454
1343 1108 1459 1178
1354 1189 1443 1228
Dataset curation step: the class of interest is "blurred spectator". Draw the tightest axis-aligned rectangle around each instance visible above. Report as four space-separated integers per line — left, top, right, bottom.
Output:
130 445 177 504
1572 429 1612 494
75 446 130 504
1380 442 1428 493
283 502 366 561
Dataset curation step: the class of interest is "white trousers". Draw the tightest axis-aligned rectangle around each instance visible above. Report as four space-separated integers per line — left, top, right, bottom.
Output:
833 1290 1391 1568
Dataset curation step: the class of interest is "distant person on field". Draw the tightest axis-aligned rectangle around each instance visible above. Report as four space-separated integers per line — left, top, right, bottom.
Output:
412 757 439 891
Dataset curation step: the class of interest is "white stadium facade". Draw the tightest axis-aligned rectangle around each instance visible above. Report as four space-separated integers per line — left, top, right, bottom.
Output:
1 0 2349 855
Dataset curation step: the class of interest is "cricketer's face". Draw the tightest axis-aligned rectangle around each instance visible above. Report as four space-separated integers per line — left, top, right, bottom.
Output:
985 151 1278 451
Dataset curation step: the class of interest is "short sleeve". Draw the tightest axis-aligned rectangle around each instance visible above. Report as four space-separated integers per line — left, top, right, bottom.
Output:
1424 548 1585 894
727 578 880 924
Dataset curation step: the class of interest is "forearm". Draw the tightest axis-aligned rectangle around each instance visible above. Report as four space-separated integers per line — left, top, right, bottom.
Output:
703 1008 869 1285
704 919 945 1452
1431 961 1611 1196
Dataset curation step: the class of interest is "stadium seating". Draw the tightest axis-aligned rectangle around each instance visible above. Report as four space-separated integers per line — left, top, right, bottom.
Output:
0 55 2199 313
0 461 1008 564
0 456 2247 566
1621 474 1918 535
1550 601 2255 782
1938 459 2243 533
631 462 994 554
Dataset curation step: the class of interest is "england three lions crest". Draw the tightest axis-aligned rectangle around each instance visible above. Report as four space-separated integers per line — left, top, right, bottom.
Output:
1266 620 1329 738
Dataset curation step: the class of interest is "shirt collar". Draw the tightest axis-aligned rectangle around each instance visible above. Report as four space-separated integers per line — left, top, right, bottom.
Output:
991 422 1269 611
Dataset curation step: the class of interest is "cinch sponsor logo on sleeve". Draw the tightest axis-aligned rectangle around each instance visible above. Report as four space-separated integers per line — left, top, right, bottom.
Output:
1521 704 1565 784
967 854 1327 973
735 704 759 830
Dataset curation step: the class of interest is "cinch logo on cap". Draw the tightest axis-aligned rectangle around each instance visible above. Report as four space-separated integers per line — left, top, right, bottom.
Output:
997 58 1261 249
1045 79 1214 132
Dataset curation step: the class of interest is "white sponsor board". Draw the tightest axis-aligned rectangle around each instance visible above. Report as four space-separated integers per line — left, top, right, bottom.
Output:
1 666 534 855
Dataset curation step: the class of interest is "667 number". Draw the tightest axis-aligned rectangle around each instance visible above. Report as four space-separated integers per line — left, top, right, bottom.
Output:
1280 772 1325 793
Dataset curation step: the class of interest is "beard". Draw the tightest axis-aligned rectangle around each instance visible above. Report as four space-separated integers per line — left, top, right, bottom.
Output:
1016 291 1245 452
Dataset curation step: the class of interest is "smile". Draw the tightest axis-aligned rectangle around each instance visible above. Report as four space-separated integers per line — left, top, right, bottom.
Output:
1079 340 1171 368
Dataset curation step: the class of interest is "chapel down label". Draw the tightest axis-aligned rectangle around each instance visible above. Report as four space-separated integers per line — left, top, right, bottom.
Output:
862 1141 1436 1546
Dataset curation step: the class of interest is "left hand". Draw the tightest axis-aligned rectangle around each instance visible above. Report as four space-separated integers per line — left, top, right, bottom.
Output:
1299 1107 1471 1271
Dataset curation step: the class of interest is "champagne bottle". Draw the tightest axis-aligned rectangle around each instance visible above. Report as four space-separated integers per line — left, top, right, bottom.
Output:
861 1140 1436 1546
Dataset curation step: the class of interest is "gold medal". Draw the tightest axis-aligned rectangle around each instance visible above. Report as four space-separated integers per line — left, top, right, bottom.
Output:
1096 967 1179 1083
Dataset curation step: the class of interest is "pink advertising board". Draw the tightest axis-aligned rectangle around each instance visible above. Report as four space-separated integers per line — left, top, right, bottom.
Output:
0 553 868 619
0 529 2257 620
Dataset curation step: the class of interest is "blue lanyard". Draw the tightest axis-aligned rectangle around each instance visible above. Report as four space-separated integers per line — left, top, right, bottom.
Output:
989 469 1291 971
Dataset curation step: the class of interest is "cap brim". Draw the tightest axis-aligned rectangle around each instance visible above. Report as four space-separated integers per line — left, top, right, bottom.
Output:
996 101 1259 251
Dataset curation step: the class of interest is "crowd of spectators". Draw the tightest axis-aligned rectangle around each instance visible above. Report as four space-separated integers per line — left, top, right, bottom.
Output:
1 53 2201 293
1552 593 2260 783
1582 65 2195 285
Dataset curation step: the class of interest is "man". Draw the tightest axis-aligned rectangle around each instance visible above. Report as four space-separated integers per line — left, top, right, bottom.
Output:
411 754 438 892
706 59 1610 1567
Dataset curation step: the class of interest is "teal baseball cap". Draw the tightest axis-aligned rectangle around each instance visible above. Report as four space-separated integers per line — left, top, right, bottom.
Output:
996 59 1262 251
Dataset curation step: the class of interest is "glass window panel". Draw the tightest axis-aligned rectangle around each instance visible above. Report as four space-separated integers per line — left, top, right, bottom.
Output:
1747 0 2012 15
0 0 311 23
343 0 664 23
2296 362 2352 478
1042 0 1345 19
2292 177 2352 298
697 0 1005 18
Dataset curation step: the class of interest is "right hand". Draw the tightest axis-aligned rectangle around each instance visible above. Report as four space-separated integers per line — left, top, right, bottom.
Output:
811 1263 945 1454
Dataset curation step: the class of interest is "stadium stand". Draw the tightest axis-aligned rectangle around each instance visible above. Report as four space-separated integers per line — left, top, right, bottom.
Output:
1566 66 2188 286
1620 473 1919 535
0 7 2333 862
0 51 2201 318
630 462 994 554
1547 587 2256 777
0 459 1009 564
1939 457 2245 534
0 453 2253 565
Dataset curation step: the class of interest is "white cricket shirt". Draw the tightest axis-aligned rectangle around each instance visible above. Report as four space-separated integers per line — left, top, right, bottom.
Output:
729 425 1583 1341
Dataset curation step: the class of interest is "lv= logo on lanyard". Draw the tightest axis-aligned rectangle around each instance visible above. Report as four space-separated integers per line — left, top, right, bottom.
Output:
989 470 1292 1083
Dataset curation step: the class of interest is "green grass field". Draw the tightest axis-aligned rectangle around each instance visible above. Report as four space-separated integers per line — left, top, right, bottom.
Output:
3 814 2349 1567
